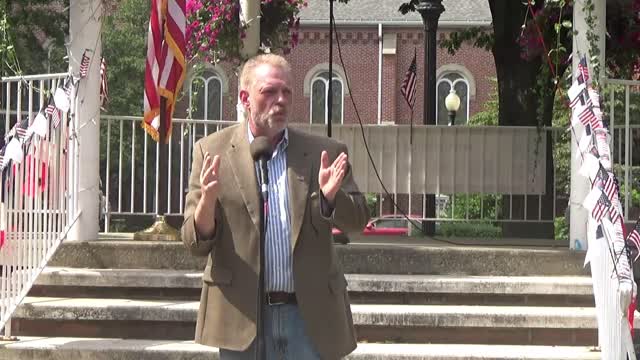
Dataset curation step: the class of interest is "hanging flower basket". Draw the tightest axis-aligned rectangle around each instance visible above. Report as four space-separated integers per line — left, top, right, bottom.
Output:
186 0 307 65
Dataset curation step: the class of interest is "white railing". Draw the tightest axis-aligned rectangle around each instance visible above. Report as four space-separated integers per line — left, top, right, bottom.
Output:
100 115 236 230
100 115 570 232
0 73 79 337
605 78 640 222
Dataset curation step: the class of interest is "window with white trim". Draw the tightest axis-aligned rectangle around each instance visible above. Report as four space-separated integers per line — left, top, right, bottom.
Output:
310 71 344 124
189 70 222 120
436 72 470 125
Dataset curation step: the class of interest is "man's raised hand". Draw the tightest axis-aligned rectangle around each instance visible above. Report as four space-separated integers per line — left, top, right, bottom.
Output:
318 151 347 204
200 153 220 202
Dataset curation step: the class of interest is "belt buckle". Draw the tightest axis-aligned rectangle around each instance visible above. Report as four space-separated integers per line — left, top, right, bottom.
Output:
267 293 285 306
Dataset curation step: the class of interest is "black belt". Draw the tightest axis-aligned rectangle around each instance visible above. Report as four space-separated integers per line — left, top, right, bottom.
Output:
266 292 297 305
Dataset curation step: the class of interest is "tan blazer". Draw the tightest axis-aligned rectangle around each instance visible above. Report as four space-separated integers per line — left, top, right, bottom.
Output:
181 122 370 359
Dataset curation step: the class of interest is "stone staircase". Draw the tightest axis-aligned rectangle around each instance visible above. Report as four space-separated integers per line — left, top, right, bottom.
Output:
0 236 610 359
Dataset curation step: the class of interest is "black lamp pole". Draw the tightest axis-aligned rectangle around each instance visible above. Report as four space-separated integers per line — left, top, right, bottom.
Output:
416 0 444 235
327 0 334 138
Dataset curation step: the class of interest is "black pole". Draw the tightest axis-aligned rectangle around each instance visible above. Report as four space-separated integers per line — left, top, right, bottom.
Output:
448 110 455 126
158 96 168 216
256 192 266 360
327 0 333 138
416 0 444 236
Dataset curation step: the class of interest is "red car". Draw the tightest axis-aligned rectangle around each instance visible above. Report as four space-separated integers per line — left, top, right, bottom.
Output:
332 215 420 242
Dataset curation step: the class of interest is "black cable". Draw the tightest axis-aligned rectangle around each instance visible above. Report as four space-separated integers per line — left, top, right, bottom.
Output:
330 15 432 239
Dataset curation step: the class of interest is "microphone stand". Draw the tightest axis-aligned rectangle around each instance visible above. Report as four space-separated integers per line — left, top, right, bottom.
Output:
255 159 268 360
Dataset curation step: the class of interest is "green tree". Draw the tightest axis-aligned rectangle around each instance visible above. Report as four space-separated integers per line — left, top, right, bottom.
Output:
2 0 69 76
101 0 149 116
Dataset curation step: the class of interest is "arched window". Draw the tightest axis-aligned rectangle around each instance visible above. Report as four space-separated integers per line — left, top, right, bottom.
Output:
188 70 223 120
310 71 344 124
436 72 470 125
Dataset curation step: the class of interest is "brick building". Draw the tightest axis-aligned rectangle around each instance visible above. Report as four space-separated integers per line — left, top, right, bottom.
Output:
179 0 496 126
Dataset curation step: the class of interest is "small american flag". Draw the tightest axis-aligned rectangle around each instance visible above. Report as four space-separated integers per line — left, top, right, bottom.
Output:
63 77 73 97
578 56 590 83
79 50 91 78
45 104 55 115
578 106 597 127
592 191 611 222
100 57 108 109
15 119 28 140
626 220 640 261
45 104 61 129
52 108 62 129
596 166 616 199
400 50 418 109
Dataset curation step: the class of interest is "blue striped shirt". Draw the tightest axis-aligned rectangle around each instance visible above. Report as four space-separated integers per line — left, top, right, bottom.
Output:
248 128 294 292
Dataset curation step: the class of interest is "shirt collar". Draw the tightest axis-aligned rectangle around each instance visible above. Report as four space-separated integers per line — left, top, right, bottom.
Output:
247 125 289 156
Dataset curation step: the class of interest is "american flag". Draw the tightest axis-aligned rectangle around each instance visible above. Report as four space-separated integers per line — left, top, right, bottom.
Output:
626 220 640 261
574 100 598 128
100 57 109 109
79 50 91 78
15 119 28 140
577 105 597 127
143 0 186 142
63 77 73 98
568 84 588 108
578 56 590 83
597 166 616 201
400 50 418 109
45 103 62 129
592 191 611 222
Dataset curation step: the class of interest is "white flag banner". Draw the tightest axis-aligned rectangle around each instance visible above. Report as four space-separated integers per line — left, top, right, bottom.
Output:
579 131 592 154
585 217 601 266
601 217 616 246
28 113 48 137
580 153 600 180
5 138 23 165
583 187 603 213
571 109 582 128
568 81 587 106
54 87 70 113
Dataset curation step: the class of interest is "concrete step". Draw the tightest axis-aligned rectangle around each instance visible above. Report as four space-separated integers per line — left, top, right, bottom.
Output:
0 337 602 360
49 240 588 276
31 267 594 306
10 297 615 345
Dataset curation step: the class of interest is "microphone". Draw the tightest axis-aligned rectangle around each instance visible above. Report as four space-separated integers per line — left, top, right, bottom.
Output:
249 136 273 199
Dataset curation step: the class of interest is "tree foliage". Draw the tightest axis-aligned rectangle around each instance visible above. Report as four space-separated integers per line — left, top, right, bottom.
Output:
101 0 149 116
1 0 69 76
400 0 640 128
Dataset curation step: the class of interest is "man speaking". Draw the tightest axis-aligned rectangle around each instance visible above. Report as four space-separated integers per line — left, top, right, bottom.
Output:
181 53 370 359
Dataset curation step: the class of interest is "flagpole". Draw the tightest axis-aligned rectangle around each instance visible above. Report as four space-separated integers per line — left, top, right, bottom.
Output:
134 96 180 241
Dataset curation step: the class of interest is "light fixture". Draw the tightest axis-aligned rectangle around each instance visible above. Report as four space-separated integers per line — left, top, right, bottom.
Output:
445 89 461 126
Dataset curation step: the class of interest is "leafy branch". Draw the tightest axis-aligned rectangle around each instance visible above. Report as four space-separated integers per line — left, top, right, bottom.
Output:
440 27 494 55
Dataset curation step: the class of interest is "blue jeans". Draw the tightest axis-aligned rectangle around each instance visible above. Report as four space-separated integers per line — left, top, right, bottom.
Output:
219 303 322 360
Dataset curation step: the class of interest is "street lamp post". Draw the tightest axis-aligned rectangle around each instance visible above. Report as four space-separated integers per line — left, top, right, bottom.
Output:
416 0 444 235
445 89 461 126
